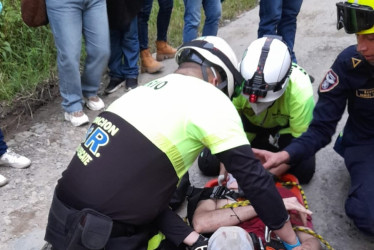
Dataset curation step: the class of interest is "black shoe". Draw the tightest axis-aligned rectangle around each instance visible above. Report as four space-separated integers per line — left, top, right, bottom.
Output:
126 78 138 90
105 77 125 94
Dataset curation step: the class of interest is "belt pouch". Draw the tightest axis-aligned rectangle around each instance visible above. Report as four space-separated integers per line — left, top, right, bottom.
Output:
66 209 113 250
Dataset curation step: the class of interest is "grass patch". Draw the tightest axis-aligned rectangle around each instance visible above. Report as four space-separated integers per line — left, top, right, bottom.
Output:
0 0 56 104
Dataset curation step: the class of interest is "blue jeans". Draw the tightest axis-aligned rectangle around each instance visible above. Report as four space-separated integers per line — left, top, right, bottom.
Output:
183 0 221 43
258 0 303 63
138 0 173 50
46 0 110 113
0 129 7 156
108 17 139 80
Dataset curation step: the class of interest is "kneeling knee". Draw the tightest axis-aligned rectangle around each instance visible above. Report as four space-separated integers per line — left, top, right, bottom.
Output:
353 217 374 236
346 199 374 235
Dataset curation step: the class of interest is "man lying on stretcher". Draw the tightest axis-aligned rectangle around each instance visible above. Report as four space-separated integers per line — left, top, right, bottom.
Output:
189 164 322 250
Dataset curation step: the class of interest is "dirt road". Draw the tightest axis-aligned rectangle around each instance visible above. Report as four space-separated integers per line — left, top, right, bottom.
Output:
1 0 374 249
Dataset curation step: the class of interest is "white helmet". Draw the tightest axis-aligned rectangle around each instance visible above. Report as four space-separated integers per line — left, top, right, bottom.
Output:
240 36 292 103
176 36 244 99
208 226 254 250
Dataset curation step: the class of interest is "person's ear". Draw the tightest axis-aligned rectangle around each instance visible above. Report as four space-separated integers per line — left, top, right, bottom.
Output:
209 66 220 86
212 76 219 86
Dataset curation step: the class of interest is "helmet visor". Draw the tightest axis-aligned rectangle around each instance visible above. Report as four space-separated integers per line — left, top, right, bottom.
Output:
336 2 374 34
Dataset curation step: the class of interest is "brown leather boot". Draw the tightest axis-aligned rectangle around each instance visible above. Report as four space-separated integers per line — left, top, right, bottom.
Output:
140 48 164 74
156 41 177 61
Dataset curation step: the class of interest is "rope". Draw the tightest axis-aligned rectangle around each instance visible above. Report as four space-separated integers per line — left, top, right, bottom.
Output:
293 226 334 250
221 200 251 208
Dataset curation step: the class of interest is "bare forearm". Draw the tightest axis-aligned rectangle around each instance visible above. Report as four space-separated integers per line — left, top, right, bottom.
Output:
193 205 257 233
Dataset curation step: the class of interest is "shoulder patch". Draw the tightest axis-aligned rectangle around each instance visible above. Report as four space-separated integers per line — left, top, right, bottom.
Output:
352 57 362 68
319 69 339 92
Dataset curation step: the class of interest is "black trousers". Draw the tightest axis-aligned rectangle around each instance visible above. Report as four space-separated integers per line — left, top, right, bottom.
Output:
45 193 153 250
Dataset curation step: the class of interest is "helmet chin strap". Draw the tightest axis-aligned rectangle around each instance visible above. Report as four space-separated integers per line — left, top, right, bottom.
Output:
201 62 218 81
210 66 218 79
201 64 209 82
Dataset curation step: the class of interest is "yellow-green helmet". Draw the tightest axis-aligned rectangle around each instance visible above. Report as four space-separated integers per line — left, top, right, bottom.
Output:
337 0 374 34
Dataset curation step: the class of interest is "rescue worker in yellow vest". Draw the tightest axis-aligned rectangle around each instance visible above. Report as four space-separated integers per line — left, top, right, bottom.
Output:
44 36 306 250
254 0 374 235
198 36 316 184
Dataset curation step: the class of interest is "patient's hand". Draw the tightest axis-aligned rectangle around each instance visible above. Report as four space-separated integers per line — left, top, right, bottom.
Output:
283 197 312 226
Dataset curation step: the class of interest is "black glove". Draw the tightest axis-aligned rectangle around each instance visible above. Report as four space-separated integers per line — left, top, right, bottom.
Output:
188 235 209 250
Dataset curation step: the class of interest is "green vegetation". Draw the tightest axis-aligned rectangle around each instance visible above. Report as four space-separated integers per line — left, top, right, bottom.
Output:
0 0 256 105
0 0 56 103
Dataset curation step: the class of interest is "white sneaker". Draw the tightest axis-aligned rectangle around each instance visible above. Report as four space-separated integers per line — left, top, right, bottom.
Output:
0 149 31 169
86 96 105 111
0 174 8 187
64 110 89 127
